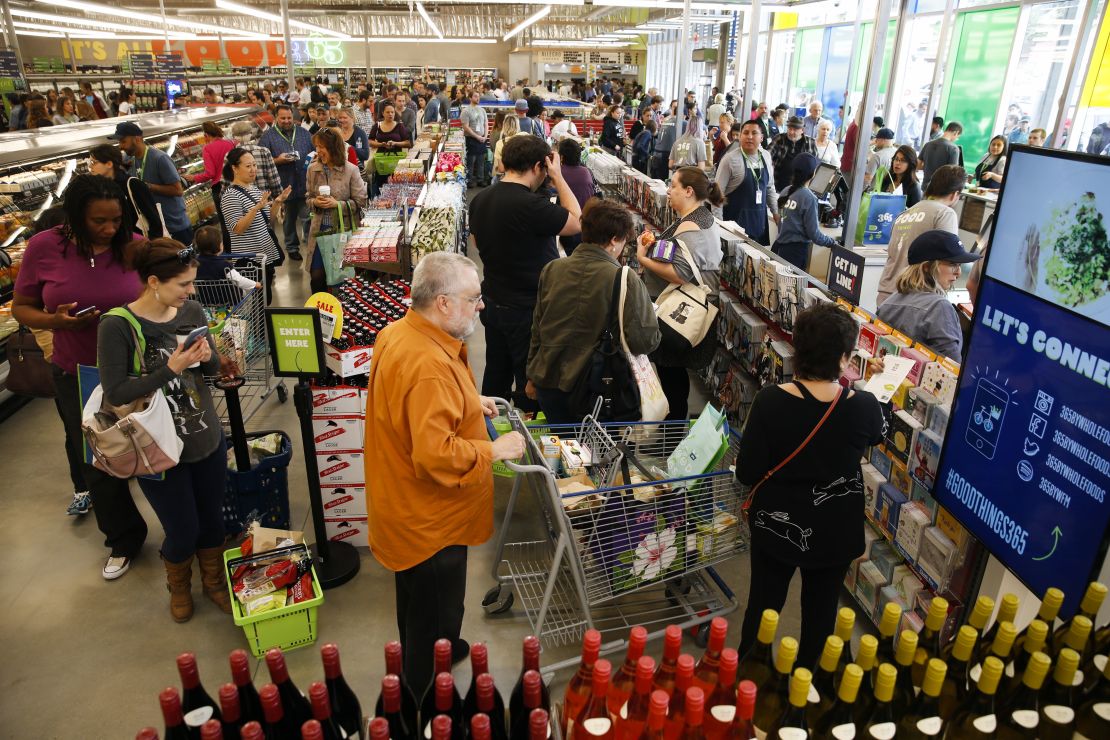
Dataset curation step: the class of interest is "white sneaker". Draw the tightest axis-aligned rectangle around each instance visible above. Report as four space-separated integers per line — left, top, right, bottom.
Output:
67 491 92 516
102 555 130 580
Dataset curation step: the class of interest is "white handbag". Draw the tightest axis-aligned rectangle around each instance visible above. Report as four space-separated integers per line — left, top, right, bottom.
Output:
654 238 719 348
618 266 669 427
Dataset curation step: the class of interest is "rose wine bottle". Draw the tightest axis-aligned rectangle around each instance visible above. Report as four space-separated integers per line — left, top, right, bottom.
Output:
654 626 683 698
610 627 649 716
693 619 729 697
703 649 739 740
616 656 656 740
664 655 696 740
639 691 669 740
565 630 603 738
321 644 363 740
573 659 615 740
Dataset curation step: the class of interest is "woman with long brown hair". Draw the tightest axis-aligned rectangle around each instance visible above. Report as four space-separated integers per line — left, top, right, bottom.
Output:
306 128 367 292
877 144 922 207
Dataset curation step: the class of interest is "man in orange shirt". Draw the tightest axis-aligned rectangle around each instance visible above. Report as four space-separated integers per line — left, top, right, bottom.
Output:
365 252 525 695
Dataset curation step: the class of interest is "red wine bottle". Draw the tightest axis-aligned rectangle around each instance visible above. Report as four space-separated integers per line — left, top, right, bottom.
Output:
201 719 225 739
260 683 297 740
266 649 314 733
431 716 453 740
529 709 550 740
616 656 656 740
136 728 159 740
378 675 416 740
301 720 323 740
179 652 223 731
693 619 729 697
421 640 457 715
472 675 508 740
510 637 551 728
421 673 465 740
472 714 493 740
308 682 345 740
464 643 494 713
219 683 244 740
653 626 683 698
240 722 264 740
510 671 548 740
610 627 649 716
161 687 193 740
377 643 419 732
321 644 364 740
231 650 264 727
368 718 390 740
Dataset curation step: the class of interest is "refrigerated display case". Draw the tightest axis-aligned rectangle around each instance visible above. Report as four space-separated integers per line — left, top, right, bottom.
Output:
0 105 257 411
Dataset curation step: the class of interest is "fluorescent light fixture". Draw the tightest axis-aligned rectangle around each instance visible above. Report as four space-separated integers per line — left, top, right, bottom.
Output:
530 39 630 47
14 20 99 36
36 0 270 39
421 0 581 4
503 4 551 41
609 31 643 37
363 37 497 43
415 2 444 39
11 9 197 37
214 0 351 40
599 0 743 10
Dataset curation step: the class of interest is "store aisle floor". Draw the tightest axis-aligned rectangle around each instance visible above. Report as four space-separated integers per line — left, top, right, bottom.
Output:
0 251 814 738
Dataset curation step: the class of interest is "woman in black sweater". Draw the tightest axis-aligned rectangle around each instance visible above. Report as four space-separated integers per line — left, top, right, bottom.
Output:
736 303 886 667
599 104 627 155
877 144 923 208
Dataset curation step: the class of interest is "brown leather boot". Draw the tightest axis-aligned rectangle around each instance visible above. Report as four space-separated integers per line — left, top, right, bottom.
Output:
196 546 233 614
163 555 194 623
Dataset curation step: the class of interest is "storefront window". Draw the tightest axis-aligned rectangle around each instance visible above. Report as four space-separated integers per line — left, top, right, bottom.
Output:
1072 1 1110 152
889 15 944 148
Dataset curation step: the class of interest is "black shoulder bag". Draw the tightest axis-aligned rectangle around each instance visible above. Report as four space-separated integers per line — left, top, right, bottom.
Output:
568 269 641 422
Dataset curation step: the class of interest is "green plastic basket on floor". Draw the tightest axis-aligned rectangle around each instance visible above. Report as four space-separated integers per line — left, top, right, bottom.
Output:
223 546 325 658
492 413 549 477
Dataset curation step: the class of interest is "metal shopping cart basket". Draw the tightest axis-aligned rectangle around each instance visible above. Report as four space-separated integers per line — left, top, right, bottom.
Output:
483 400 748 673
194 252 287 426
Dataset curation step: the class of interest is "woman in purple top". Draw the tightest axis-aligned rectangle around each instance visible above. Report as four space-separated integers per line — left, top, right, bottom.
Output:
556 138 596 256
13 175 148 580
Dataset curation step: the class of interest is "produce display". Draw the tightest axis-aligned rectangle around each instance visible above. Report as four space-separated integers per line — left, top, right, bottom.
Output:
410 181 464 262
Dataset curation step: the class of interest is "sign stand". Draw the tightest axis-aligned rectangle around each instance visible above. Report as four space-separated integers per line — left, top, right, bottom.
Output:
266 308 360 589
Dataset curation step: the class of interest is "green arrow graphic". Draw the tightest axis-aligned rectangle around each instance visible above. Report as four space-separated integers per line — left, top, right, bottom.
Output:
1032 526 1063 561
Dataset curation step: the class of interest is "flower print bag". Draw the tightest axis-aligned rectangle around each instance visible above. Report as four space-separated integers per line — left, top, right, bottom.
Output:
80 308 183 479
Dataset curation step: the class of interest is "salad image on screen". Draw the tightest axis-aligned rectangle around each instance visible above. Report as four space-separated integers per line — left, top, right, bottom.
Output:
1042 191 1109 307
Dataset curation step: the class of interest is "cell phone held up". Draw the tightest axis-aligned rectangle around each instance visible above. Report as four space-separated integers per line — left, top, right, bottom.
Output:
74 305 97 317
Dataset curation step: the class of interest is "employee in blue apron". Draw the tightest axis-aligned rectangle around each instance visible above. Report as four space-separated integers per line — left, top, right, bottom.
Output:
715 120 779 245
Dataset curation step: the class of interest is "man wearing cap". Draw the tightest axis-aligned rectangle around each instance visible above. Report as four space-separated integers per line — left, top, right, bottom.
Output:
876 229 981 360
769 115 817 191
771 152 840 270
876 164 964 306
259 104 314 260
864 127 897 189
460 91 490 189
111 122 193 245
513 99 537 137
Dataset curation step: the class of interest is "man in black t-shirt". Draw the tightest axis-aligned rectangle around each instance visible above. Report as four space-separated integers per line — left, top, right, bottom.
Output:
469 136 583 411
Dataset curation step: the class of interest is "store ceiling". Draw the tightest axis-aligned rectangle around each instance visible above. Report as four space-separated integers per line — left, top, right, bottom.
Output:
9 0 818 46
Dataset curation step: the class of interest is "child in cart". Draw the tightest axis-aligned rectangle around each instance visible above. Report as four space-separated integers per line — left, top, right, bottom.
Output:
194 226 263 297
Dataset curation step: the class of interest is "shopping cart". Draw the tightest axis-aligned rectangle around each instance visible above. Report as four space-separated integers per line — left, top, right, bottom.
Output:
193 253 287 427
483 399 747 674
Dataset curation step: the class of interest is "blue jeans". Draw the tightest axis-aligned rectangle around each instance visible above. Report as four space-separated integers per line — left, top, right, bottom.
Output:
465 139 489 186
138 435 228 563
283 196 306 254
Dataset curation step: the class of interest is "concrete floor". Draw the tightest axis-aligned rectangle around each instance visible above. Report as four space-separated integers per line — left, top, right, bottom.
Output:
0 230 827 738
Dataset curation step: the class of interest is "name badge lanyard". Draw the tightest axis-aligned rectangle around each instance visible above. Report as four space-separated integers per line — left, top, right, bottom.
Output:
744 152 764 205
136 147 150 183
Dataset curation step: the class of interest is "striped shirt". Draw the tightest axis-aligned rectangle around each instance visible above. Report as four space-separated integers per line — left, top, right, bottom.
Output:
220 184 281 263
221 143 281 198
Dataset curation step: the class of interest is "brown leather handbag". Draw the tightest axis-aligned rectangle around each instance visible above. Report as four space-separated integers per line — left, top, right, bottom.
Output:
6 326 55 398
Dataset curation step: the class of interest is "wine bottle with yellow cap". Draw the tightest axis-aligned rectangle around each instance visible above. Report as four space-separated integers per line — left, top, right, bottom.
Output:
942 597 993 664
860 663 897 739
738 611 778 691
1052 582 1106 654
969 621 1017 685
1038 647 1080 739
751 637 797 737
995 650 1051 739
812 664 862 739
912 597 949 689
804 636 842 727
891 630 918 718
1003 619 1049 699
939 626 979 721
1073 586 1109 694
765 669 811 739
1075 650 1110 739
851 637 879 725
831 608 856 682
947 655 1004 737
1013 588 1063 657
1051 614 1092 679
874 603 902 668
897 658 947 738
975 594 1019 666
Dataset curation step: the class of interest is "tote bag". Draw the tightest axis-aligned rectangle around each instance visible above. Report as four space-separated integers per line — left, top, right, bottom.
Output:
315 203 358 285
617 267 668 428
80 308 183 479
655 238 719 348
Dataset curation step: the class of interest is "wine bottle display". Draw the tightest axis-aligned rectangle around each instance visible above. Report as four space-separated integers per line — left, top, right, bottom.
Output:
654 625 684 697
160 687 192 740
938 626 978 721
832 608 856 683
1004 619 1049 698
664 655 696 740
509 636 551 730
266 649 313 733
1075 649 1110 738
875 603 902 668
566 630 603 738
862 663 898 739
896 658 947 738
230 649 264 727
738 611 778 691
947 655 1003 738
573 658 614 740
812 663 862 739
616 656 656 740
179 652 222 731
725 680 756 740
379 641 420 733
996 650 1050 739
321 644 363 740
804 635 842 727
751 636 797 736
891 630 919 718
1039 647 1080 739
611 628 649 717
851 636 880 724
975 593 1019 666
912 597 949 689
702 649 738 740
766 669 810 740
693 619 729 697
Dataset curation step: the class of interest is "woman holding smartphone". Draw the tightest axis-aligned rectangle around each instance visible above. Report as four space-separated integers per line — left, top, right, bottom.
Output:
96 239 232 623
11 175 148 579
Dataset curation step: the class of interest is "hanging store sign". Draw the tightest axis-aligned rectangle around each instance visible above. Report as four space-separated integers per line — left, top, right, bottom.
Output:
828 245 865 304
934 146 1110 618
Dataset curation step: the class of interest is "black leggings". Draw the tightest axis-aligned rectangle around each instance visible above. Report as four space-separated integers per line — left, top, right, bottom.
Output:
738 544 851 670
657 364 690 421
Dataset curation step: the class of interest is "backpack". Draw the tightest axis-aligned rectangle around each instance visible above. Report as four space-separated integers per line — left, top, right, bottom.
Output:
125 177 168 239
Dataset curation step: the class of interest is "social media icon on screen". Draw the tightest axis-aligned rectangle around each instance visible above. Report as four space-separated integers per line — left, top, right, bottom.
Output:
966 378 1009 460
1023 438 1041 457
1029 414 1048 440
1017 460 1034 482
1034 390 1054 415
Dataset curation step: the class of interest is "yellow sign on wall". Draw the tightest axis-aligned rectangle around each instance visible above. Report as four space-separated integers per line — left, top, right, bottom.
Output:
1080 14 1110 108
772 13 799 31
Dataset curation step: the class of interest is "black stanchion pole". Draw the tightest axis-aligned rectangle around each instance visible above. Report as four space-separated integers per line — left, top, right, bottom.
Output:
293 376 360 589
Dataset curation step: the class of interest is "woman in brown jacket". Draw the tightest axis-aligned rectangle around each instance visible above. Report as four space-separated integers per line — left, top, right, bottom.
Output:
306 127 368 292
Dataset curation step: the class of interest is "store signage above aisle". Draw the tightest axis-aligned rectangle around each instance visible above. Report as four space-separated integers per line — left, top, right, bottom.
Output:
828 245 865 304
266 308 326 379
156 53 185 76
0 51 20 79
127 52 155 77
934 146 1110 617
